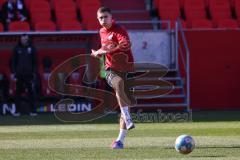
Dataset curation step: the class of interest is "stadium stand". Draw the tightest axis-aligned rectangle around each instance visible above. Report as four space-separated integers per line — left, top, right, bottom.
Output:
209 0 232 20
77 0 101 30
153 0 240 29
0 0 239 31
102 0 146 13
156 0 183 29
189 19 213 29
30 11 52 25
34 21 56 31
59 21 82 31
216 18 239 28
184 0 208 27
101 0 152 29
184 0 207 19
28 0 51 13
8 21 30 31
24 0 50 9
158 0 181 20
54 0 78 28
28 0 52 30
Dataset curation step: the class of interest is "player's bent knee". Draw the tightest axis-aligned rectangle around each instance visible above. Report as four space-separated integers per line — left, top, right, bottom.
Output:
113 77 124 91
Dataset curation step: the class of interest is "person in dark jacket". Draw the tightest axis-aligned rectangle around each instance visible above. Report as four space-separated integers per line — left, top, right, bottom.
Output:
12 34 37 116
1 0 28 30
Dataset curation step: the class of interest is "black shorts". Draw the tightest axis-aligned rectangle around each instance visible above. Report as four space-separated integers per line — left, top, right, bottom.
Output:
105 68 136 105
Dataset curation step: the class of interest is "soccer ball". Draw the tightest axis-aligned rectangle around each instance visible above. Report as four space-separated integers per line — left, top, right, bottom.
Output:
175 135 195 154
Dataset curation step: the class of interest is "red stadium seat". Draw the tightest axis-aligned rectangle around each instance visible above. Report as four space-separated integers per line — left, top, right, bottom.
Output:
67 71 84 96
77 0 101 30
9 73 16 96
158 0 180 10
79 7 99 17
234 0 240 19
209 0 232 20
55 11 77 20
38 54 62 97
40 72 58 97
69 72 82 85
209 0 230 10
80 8 99 18
69 70 83 95
209 0 231 10
56 12 78 27
229 0 236 7
204 0 210 7
0 23 3 32
211 9 232 20
54 0 77 27
184 0 206 10
29 0 51 13
34 21 56 31
0 52 14 96
8 21 30 32
189 19 213 29
113 12 150 21
24 0 49 9
55 1 76 12
52 0 75 8
185 10 207 21
160 11 181 20
59 21 82 31
76 0 101 8
83 22 101 30
179 0 185 7
29 1 52 27
216 19 239 28
31 11 52 25
158 0 181 20
184 0 207 20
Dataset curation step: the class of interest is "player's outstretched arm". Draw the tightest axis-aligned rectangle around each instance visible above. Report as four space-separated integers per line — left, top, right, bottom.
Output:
91 49 107 58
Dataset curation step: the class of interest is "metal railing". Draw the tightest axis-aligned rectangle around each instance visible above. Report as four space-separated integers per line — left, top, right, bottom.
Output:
175 20 190 112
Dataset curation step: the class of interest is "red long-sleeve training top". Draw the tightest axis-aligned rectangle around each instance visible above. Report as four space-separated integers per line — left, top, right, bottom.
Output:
99 20 134 72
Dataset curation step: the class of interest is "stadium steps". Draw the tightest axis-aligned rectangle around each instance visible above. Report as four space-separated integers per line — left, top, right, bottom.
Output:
101 0 153 29
136 94 185 99
132 69 188 110
134 77 182 86
133 85 183 95
136 103 188 107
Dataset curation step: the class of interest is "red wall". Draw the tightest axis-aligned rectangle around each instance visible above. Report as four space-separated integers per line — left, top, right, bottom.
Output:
185 30 240 110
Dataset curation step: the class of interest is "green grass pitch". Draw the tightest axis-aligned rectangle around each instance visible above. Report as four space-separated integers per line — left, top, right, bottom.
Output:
0 111 240 160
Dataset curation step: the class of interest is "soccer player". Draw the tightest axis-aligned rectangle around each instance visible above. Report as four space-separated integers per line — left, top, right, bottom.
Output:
91 6 135 149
